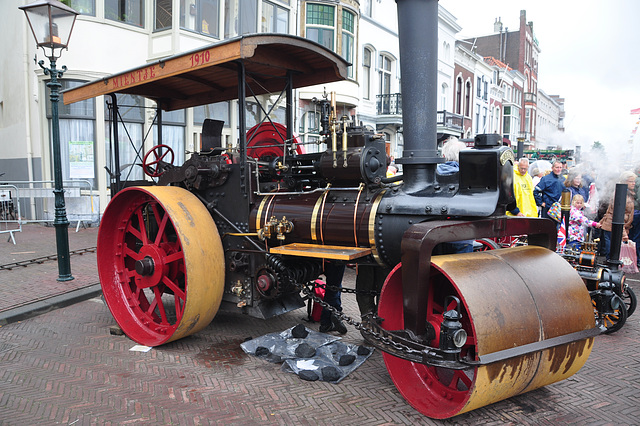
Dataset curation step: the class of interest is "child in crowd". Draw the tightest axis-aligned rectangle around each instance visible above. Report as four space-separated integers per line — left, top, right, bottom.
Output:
567 194 601 251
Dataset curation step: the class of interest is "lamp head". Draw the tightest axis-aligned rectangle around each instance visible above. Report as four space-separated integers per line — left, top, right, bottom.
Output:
20 0 78 59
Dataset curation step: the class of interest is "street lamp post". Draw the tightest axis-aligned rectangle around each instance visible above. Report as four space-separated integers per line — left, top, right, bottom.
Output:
20 0 79 282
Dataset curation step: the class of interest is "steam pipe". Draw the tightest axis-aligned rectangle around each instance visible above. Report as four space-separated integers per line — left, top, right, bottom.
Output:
396 0 443 179
608 183 627 269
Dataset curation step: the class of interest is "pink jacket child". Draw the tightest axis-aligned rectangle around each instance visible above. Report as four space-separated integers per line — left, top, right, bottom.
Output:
568 195 600 246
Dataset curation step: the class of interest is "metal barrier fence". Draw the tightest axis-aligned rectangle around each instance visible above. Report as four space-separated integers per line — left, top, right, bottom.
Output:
0 184 22 244
0 180 100 235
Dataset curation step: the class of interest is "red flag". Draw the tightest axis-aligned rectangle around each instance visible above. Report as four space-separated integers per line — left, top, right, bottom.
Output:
557 217 566 253
631 107 640 115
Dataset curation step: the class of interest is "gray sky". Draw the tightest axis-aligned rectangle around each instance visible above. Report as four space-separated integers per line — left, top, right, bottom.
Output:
439 0 640 157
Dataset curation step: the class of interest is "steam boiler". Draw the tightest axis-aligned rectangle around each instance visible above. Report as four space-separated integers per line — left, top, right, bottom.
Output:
62 0 606 419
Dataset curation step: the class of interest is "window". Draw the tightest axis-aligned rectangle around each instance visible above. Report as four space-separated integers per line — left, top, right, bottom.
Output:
441 83 448 111
483 80 488 101
262 1 289 33
49 80 96 187
306 3 335 50
362 48 372 100
104 94 145 182
342 10 355 78
464 81 471 116
105 0 144 27
225 0 258 38
476 77 481 98
362 0 372 17
482 107 487 132
379 54 392 96
455 76 462 114
155 0 172 31
245 101 261 129
69 0 95 16
153 108 186 166
299 110 321 153
181 0 220 36
193 102 230 125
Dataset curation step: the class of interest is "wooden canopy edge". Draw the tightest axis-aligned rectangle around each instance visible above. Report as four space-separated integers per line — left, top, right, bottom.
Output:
62 34 349 108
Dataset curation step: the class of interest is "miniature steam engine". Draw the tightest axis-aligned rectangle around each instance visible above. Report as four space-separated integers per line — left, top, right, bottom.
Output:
63 0 610 419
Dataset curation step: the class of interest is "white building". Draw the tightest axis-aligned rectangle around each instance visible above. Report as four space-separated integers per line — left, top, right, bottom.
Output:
536 89 562 148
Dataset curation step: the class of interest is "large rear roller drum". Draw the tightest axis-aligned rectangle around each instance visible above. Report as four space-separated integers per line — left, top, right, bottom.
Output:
98 186 225 346
378 246 595 419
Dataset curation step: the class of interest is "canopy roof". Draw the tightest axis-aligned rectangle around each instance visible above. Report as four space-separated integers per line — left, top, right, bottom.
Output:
63 34 349 111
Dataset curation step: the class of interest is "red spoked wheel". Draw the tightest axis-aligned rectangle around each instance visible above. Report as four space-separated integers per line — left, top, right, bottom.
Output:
246 123 305 160
97 186 225 346
143 144 175 177
378 263 476 418
377 247 595 419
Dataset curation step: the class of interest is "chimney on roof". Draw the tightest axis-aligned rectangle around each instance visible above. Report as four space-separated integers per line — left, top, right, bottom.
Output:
494 17 503 33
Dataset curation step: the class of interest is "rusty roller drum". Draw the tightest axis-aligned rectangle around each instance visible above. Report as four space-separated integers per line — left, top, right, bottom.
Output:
98 186 225 346
378 246 595 419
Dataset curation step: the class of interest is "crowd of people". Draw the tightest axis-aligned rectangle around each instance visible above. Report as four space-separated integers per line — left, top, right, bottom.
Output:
514 157 640 265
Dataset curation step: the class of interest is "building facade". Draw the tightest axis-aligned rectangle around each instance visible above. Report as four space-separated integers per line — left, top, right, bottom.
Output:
536 89 562 148
465 10 540 145
1 1 562 216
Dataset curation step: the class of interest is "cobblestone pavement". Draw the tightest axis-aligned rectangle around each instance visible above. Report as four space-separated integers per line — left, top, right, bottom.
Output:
1 224 639 425
0 224 100 324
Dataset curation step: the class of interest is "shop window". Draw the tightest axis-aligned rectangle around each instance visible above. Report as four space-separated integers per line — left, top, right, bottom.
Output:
153 108 186 166
104 94 145 182
48 80 97 188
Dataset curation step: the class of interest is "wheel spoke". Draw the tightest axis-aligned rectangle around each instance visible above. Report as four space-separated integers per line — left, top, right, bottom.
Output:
162 275 186 300
150 203 168 244
152 286 169 325
452 370 472 389
155 213 170 246
164 251 183 265
136 209 149 245
124 246 142 261
174 293 184 319
126 220 144 243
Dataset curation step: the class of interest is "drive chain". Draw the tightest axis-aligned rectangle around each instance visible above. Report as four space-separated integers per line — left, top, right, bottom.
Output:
298 280 423 357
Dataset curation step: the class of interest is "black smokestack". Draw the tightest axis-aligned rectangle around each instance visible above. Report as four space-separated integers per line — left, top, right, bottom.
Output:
396 0 443 192
608 183 627 269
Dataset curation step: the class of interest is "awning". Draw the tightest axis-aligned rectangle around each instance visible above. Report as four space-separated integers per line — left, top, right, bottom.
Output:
62 34 349 111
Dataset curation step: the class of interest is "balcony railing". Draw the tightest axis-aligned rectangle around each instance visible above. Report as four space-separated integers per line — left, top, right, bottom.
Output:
437 110 464 132
524 92 537 105
376 93 402 115
376 93 464 132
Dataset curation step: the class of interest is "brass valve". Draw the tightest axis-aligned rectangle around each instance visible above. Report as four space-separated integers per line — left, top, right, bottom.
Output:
257 216 294 241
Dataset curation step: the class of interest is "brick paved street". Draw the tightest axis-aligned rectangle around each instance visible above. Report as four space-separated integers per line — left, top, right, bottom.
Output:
1 224 639 425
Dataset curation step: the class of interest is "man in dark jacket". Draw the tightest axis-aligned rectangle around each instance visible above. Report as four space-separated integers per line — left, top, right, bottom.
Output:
534 160 565 219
